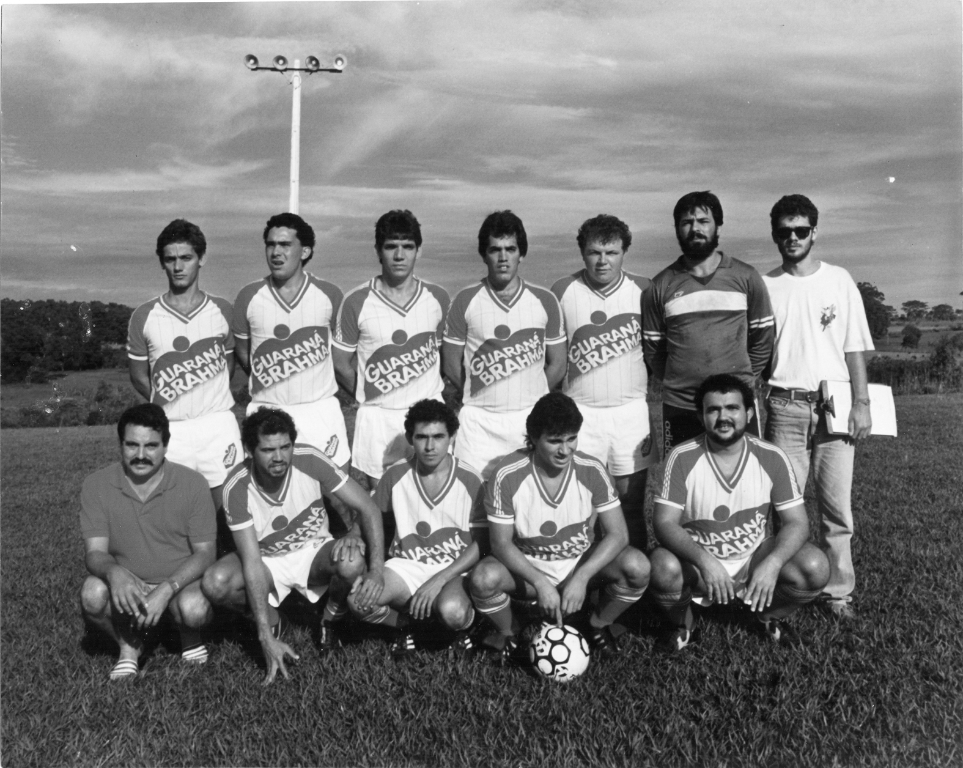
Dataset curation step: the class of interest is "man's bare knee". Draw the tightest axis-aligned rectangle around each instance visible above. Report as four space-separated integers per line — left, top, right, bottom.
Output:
619 548 651 589
468 560 503 599
80 576 110 617
172 588 213 629
648 547 684 593
201 559 237 605
436 592 471 630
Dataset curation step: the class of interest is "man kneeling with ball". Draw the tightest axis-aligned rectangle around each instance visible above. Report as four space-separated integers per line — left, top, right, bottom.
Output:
470 392 650 663
649 373 829 652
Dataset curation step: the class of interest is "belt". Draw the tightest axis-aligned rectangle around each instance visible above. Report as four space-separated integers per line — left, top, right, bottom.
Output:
769 387 820 403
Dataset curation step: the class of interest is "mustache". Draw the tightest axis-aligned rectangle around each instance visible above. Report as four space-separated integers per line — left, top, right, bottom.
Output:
130 458 153 466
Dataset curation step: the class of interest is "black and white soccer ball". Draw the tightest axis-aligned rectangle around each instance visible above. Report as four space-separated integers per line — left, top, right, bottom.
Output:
528 624 590 682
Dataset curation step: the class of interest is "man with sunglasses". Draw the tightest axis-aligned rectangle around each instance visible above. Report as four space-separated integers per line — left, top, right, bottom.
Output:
762 195 874 623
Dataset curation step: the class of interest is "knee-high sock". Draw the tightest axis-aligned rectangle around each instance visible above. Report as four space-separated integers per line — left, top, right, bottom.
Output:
651 587 693 629
359 604 402 628
472 592 515 636
590 583 647 628
760 583 822 622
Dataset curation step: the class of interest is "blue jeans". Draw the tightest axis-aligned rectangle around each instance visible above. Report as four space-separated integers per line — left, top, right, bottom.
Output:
765 396 855 604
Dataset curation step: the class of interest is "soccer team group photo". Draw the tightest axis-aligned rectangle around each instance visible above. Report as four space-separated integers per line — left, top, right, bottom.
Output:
81 189 878 686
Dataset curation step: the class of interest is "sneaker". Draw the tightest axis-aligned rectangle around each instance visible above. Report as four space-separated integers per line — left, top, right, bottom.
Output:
761 618 803 647
587 625 620 659
655 625 695 654
318 619 341 656
391 630 417 660
819 600 856 623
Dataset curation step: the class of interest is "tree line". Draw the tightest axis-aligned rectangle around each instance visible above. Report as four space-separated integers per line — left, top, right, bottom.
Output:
1 299 132 383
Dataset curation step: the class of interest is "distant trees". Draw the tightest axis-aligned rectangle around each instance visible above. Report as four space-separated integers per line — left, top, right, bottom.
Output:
931 304 955 321
901 300 929 321
857 282 890 340
0 299 132 383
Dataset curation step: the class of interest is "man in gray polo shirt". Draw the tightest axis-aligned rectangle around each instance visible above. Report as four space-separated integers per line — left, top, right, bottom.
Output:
80 403 217 679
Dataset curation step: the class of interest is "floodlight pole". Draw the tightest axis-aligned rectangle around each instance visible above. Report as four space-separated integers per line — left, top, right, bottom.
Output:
243 53 346 215
290 61 302 213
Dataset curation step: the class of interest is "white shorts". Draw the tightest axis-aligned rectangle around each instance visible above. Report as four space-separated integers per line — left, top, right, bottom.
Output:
168 411 242 488
523 554 581 588
453 405 528 480
351 405 414 480
247 397 350 467
691 552 753 607
574 399 657 477
262 537 332 608
385 557 460 597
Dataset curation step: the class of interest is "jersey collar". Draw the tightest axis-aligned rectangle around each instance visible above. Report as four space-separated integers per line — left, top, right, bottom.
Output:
412 456 458 509
530 455 574 509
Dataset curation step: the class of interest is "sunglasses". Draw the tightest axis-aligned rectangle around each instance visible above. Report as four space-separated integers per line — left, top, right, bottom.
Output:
775 226 813 240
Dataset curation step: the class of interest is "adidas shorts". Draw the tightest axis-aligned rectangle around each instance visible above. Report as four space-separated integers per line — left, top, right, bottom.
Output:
262 536 334 608
385 557 460 597
168 411 242 488
352 399 441 480
574 399 657 477
691 551 754 607
522 553 581 588
247 396 350 467
453 405 528 480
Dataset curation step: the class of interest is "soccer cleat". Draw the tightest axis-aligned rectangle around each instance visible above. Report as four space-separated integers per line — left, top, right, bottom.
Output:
587 624 620 659
318 620 341 656
761 618 803 647
655 625 695 655
495 634 528 667
180 644 209 664
450 628 477 657
391 630 417 660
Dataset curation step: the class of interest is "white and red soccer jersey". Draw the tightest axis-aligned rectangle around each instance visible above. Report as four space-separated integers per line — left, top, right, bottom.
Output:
232 274 342 406
222 444 348 556
486 450 620 562
127 294 236 421
552 270 649 407
444 279 565 411
375 457 486 566
333 278 449 408
642 253 774 410
656 434 802 561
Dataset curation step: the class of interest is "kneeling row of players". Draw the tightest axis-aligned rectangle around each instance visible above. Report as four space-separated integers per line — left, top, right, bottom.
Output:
80 377 830 684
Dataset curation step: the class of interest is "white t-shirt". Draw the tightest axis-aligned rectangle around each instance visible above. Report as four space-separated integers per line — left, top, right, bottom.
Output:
763 261 874 391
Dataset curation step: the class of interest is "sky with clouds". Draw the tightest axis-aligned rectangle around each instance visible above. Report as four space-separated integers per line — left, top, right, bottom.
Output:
2 0 961 313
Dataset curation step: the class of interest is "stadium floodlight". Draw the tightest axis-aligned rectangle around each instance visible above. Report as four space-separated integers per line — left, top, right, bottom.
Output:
242 52 348 214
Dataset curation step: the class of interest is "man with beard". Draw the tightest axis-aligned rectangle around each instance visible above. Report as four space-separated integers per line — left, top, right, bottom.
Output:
642 191 774 453
647 374 828 652
762 195 873 622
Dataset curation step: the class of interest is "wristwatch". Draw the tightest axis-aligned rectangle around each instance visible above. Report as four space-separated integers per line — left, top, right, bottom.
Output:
166 579 181 595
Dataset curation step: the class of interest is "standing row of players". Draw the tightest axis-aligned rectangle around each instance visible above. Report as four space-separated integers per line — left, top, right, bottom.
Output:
82 190 874 679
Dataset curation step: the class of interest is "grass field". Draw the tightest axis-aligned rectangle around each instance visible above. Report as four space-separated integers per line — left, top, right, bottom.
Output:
2 395 962 767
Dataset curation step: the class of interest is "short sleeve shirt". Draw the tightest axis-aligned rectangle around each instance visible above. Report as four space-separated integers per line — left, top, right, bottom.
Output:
656 435 802 561
763 261 875 391
552 270 650 407
223 444 348 556
80 461 217 583
444 279 565 411
375 457 486 565
333 278 449 408
485 450 619 561
127 294 236 420
232 274 342 406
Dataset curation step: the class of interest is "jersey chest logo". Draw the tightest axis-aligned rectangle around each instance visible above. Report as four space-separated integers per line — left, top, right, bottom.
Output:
468 327 544 395
363 330 438 400
567 312 640 380
250 326 329 394
151 336 227 404
820 304 837 331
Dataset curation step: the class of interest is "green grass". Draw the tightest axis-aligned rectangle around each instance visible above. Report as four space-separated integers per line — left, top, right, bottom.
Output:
2 396 962 767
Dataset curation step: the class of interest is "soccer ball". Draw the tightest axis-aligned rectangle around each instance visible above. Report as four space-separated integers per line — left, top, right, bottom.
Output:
528 624 590 682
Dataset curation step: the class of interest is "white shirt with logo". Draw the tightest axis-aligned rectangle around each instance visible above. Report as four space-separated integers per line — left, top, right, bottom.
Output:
334 278 449 408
